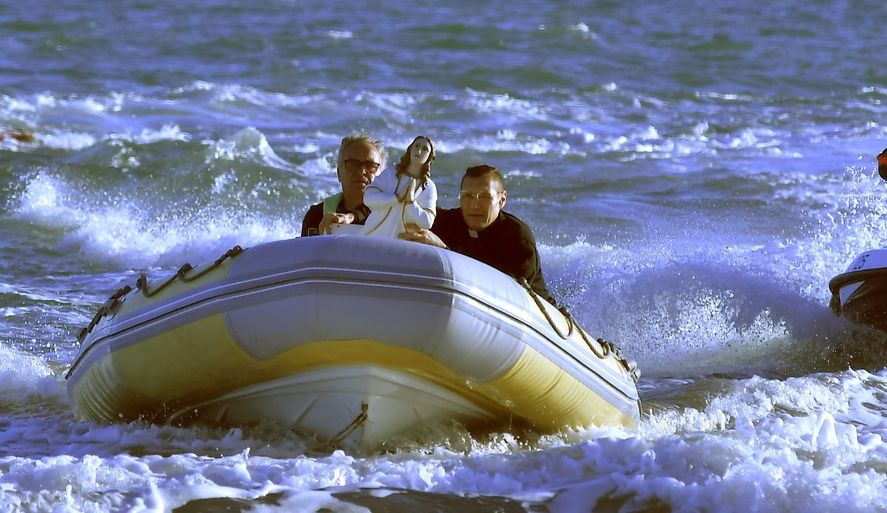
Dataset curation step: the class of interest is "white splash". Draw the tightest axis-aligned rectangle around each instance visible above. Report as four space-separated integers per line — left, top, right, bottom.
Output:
11 173 297 269
202 127 296 171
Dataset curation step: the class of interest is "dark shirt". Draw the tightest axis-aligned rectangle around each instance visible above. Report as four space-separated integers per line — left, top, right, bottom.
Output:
431 208 556 305
300 195 371 237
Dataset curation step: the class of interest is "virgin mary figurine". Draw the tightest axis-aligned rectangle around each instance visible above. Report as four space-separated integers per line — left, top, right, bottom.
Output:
361 135 437 238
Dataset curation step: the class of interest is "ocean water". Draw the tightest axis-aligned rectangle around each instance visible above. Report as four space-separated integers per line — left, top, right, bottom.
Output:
2 0 887 511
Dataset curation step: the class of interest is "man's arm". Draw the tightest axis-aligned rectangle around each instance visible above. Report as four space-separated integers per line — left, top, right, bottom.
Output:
399 223 448 248
501 218 557 306
399 207 450 248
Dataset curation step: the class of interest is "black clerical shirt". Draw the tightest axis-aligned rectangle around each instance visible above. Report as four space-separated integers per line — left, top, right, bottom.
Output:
431 208 556 305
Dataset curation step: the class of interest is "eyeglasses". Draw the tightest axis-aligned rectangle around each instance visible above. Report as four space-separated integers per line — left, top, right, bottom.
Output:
459 191 499 202
344 159 381 173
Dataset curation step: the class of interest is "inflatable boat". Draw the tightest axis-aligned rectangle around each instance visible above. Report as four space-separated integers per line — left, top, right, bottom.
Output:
66 235 641 451
829 249 887 332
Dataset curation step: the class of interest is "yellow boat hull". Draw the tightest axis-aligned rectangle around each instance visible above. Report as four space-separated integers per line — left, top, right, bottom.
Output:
67 236 640 450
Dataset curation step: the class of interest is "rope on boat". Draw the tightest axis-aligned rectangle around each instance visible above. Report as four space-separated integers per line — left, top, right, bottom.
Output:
521 278 578 340
76 245 245 344
77 285 132 343
137 245 244 297
329 403 369 449
521 279 640 383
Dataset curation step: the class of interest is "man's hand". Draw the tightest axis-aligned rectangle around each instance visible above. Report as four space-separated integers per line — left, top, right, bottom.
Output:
398 223 447 248
319 212 355 234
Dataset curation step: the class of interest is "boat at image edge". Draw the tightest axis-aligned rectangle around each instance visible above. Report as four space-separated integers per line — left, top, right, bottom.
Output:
66 235 641 451
830 248 887 333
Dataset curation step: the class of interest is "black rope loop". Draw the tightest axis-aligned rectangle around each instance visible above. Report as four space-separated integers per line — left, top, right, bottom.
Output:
136 273 148 292
180 245 244 283
329 403 369 449
597 337 641 383
218 245 244 263
595 337 612 357
575 322 608 359
79 246 246 343
76 285 133 343
139 245 245 293
139 273 178 298
521 278 574 339
518 278 639 381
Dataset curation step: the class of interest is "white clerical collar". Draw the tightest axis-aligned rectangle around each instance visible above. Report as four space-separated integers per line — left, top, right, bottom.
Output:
468 229 479 238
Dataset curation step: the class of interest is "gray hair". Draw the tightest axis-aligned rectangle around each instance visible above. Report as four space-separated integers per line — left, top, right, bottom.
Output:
336 133 386 172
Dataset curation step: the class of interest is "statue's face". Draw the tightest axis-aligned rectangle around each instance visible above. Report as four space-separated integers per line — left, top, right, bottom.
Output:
410 138 432 165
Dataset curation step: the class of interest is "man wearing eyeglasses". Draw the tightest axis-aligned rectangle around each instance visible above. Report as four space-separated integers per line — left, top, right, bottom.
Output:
300 133 385 236
400 164 556 305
